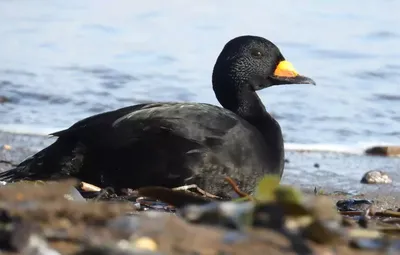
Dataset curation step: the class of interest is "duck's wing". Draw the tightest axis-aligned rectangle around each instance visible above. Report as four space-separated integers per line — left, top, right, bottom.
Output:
51 102 239 149
93 102 244 189
0 102 240 183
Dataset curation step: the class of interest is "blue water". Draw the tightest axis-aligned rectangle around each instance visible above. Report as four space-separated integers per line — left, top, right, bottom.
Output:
1 0 400 146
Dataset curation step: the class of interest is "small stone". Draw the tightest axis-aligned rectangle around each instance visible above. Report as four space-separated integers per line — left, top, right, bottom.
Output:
133 202 141 210
64 187 86 201
360 170 392 184
336 199 373 211
313 163 320 168
132 236 158 251
0 96 11 104
180 201 254 230
23 235 61 255
222 231 248 244
107 215 140 234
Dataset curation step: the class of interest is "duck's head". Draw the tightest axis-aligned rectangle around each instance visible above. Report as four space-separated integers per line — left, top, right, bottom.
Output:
212 35 316 93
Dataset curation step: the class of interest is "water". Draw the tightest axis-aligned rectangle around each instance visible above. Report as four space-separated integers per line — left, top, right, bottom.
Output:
0 0 400 191
1 0 399 144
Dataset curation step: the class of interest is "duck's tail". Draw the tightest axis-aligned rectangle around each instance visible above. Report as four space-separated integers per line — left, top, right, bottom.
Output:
0 145 53 182
0 138 85 183
0 168 25 182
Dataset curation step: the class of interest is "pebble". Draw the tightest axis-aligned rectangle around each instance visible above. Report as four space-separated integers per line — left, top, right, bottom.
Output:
64 187 86 201
0 96 10 104
360 170 392 184
107 216 140 234
132 237 158 251
22 235 61 255
222 231 248 244
336 199 373 212
3 144 12 150
180 201 254 230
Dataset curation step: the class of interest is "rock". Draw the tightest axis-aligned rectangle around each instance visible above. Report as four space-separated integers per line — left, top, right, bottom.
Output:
20 235 61 255
3 144 12 150
107 215 141 234
360 170 392 184
64 187 86 201
364 146 400 157
336 199 373 211
132 237 158 252
0 96 11 104
0 177 395 254
179 201 255 230
10 221 61 255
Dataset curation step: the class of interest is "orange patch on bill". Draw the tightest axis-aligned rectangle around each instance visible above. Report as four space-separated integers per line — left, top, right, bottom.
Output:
273 60 298 77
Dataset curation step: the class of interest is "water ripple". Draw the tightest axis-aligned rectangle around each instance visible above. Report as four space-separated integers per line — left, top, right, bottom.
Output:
62 66 138 89
0 70 36 77
310 48 374 59
353 68 400 81
364 31 399 40
6 88 70 105
373 94 400 101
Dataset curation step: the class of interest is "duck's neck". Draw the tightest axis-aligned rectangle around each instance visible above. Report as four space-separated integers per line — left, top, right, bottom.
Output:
215 83 285 176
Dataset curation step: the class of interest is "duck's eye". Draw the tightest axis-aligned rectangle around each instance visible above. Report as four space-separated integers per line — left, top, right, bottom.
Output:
251 50 263 58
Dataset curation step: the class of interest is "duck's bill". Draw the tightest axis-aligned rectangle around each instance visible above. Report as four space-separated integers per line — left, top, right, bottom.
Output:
269 60 316 85
270 74 316 85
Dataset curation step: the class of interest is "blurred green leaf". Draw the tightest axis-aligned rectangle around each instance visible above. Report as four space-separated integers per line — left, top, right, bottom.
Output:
254 175 280 202
275 185 309 216
275 186 303 205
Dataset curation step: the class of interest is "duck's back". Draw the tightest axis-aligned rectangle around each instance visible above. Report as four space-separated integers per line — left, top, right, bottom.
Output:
0 102 282 196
